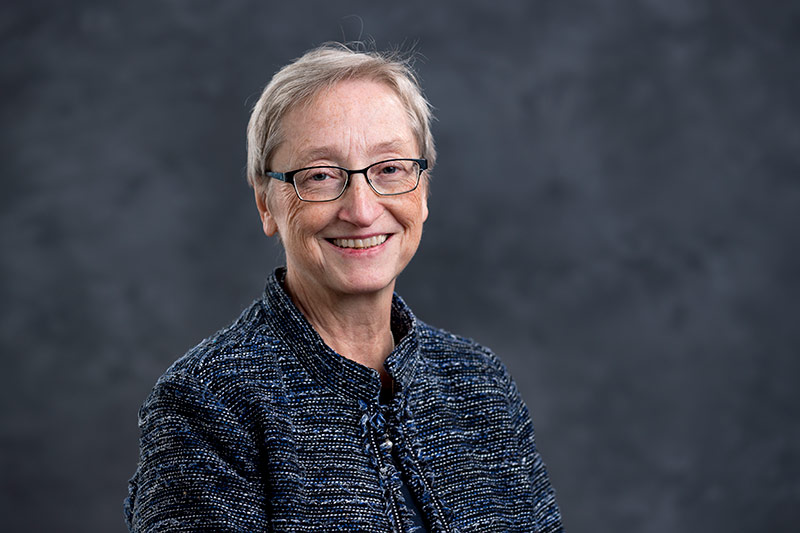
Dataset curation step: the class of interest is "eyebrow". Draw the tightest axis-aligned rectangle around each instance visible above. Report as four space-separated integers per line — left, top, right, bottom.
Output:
295 140 413 166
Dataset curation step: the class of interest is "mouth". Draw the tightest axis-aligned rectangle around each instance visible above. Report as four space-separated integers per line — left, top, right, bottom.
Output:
328 234 389 250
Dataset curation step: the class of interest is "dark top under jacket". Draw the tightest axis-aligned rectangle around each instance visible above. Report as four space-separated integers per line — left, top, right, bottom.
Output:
125 268 563 532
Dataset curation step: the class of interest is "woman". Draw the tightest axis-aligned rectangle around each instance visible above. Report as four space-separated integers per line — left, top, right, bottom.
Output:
125 44 563 532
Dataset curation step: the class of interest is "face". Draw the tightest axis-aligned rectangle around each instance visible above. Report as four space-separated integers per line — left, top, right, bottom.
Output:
256 79 429 300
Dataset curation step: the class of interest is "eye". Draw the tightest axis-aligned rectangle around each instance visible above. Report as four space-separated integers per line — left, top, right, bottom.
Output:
297 167 340 184
378 160 413 175
308 171 332 182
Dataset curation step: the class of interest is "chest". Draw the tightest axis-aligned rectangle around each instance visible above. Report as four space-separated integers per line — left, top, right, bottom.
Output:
251 382 536 532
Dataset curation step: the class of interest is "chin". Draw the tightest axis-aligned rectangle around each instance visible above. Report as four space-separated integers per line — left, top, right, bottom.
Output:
332 270 399 296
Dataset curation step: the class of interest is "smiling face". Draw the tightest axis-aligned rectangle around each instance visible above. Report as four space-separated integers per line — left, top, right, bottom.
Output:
256 79 429 301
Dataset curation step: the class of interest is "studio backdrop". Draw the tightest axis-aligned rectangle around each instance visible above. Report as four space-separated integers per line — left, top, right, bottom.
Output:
1 1 798 531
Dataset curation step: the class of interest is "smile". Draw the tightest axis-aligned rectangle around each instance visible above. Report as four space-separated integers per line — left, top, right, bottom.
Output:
329 234 389 249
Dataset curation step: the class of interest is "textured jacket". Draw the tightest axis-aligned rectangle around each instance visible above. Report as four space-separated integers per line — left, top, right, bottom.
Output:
125 269 563 532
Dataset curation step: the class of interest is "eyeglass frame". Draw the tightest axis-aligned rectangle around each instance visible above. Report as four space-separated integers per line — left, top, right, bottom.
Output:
265 158 428 202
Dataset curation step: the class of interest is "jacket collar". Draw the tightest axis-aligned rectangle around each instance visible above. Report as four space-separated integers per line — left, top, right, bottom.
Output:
260 268 421 404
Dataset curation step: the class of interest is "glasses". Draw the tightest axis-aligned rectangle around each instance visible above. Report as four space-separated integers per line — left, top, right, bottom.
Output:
266 158 427 202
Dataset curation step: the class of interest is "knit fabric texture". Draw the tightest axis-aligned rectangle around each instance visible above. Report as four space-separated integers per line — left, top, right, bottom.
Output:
125 269 563 532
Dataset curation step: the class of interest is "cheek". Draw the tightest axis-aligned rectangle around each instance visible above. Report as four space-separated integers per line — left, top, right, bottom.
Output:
280 201 333 251
399 192 428 229
282 202 306 232
270 189 306 234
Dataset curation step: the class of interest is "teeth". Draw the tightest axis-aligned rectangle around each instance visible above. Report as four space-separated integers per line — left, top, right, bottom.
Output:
331 235 388 249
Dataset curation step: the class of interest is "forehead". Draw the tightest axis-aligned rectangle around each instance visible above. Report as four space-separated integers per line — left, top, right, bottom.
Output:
278 79 417 164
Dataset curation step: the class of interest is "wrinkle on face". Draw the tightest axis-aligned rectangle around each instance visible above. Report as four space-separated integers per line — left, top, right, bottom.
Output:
255 79 428 300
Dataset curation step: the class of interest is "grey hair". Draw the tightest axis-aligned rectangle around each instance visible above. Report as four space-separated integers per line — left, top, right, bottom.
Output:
246 43 436 189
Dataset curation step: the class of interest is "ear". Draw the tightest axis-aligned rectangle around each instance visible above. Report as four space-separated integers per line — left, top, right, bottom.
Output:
420 180 429 223
254 187 279 237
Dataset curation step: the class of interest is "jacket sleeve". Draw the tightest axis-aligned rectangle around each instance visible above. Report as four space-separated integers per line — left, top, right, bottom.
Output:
124 370 268 532
507 377 564 533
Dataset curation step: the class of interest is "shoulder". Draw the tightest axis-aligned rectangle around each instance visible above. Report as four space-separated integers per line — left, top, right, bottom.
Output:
153 298 280 395
415 320 512 385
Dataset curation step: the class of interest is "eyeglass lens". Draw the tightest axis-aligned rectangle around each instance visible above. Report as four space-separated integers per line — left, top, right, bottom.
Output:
294 160 421 201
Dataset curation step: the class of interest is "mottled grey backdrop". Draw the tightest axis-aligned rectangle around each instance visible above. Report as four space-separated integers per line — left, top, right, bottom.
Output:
2 1 798 531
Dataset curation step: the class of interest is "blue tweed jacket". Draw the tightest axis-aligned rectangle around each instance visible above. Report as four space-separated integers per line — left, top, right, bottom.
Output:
125 269 563 532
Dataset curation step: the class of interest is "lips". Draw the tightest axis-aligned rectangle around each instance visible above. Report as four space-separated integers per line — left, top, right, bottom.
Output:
329 234 389 249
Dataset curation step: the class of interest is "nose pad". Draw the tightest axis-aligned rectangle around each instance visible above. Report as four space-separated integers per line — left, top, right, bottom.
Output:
339 173 381 225
345 172 375 196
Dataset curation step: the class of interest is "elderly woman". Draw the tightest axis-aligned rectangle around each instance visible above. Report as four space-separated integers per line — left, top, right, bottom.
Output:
125 44 563 532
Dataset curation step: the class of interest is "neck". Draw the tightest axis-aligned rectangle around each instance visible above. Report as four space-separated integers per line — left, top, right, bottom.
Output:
284 270 396 375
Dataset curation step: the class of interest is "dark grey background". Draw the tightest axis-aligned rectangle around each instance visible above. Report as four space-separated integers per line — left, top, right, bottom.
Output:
2 1 798 531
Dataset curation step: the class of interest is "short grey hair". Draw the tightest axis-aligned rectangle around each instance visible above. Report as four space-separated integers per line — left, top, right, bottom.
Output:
246 43 436 189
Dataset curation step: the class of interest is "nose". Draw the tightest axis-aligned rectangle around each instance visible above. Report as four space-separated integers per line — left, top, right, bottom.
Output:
337 172 382 226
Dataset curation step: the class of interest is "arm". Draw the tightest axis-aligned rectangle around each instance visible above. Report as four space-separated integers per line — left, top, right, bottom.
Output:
507 377 564 533
125 370 268 532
